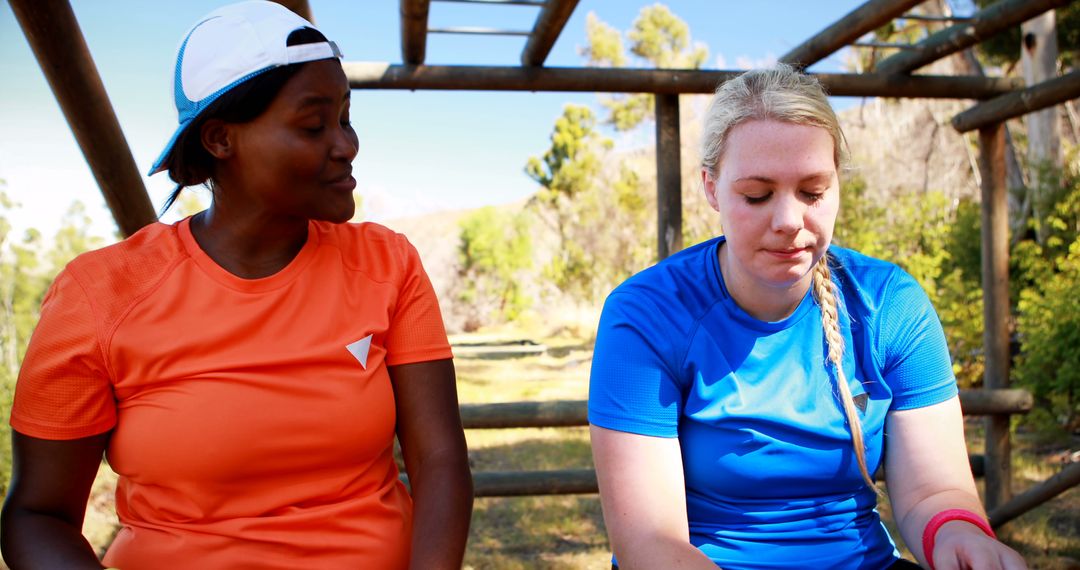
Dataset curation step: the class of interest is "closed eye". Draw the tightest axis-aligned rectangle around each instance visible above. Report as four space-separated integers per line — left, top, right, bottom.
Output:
744 193 770 204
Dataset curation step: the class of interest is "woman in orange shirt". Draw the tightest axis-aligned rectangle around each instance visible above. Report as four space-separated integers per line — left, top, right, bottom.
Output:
2 2 472 568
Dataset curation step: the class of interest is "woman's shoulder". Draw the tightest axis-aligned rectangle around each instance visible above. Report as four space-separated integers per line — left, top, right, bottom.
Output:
606 237 722 326
57 221 186 317
829 245 916 292
312 220 419 274
65 221 183 280
829 245 932 321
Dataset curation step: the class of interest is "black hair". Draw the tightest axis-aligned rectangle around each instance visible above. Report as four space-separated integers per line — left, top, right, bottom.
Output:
159 27 331 215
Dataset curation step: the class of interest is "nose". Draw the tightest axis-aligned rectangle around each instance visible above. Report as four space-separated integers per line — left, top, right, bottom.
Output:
771 194 804 234
330 125 359 163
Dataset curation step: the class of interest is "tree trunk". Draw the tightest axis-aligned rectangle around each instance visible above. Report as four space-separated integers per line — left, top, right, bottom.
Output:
935 0 1028 240
1022 10 1063 245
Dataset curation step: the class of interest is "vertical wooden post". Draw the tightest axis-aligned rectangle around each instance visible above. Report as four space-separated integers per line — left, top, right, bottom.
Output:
978 123 1011 511
10 0 156 237
655 94 682 260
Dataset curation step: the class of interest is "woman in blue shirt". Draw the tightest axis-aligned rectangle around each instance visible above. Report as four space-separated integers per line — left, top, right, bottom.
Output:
588 65 1026 570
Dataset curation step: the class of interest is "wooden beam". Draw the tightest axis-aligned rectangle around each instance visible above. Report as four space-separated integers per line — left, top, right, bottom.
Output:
875 0 1072 75
457 389 1032 429
521 0 580 67
779 0 924 69
656 94 682 260
461 400 587 429
344 62 1022 98
271 0 314 24
9 0 156 237
979 122 1012 511
401 0 431 65
401 469 598 497
952 70 1080 133
958 388 1032 416
989 462 1080 528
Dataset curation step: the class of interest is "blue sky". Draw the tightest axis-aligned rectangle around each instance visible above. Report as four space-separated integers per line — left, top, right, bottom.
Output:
1 0 885 239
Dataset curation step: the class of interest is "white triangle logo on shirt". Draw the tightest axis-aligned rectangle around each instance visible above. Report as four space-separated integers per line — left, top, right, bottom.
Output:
346 334 373 369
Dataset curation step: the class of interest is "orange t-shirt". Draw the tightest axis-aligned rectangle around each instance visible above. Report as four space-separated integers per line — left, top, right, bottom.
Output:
11 217 453 569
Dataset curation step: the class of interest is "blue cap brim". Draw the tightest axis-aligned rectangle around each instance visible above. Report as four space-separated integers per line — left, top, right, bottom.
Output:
147 121 190 176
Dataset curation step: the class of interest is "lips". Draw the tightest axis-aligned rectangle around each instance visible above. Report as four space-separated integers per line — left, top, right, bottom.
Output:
325 169 356 191
764 246 810 259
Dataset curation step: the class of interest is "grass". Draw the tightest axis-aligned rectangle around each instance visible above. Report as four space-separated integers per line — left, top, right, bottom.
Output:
69 336 1078 569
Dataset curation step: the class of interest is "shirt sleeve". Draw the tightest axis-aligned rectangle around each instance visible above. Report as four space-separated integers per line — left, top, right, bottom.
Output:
383 234 453 366
10 269 116 440
877 270 958 410
588 291 685 438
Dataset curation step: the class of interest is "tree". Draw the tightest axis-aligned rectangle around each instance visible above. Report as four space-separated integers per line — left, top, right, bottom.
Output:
582 5 707 131
455 207 533 329
525 104 613 299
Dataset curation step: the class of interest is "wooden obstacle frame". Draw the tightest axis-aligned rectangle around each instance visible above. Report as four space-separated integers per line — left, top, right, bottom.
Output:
11 0 1080 528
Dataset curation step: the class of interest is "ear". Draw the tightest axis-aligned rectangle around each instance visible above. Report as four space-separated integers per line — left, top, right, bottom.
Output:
200 119 234 160
702 168 720 213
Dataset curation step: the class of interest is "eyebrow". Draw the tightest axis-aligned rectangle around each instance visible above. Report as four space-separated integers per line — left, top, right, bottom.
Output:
734 171 834 184
295 92 351 110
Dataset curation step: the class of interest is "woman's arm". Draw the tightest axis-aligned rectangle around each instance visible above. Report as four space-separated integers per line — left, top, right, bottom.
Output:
591 425 717 570
1 430 110 569
388 358 472 570
884 396 1025 569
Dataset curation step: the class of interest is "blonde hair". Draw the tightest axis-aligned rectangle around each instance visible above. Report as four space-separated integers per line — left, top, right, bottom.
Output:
702 65 875 491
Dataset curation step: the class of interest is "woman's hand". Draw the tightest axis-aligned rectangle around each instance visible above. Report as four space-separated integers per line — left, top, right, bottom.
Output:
388 359 473 570
884 397 1027 569
930 521 1026 570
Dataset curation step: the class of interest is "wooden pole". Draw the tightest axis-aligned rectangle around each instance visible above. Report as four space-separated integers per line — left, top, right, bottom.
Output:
401 0 431 65
10 0 156 237
344 62 1021 98
978 122 1012 511
779 0 924 69
952 70 1080 133
875 0 1071 75
520 0 580 67
656 94 682 260
988 462 1080 528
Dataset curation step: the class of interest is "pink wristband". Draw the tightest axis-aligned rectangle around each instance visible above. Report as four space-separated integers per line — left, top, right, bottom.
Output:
921 509 996 570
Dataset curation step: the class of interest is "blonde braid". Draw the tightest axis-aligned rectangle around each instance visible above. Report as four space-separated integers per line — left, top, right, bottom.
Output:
812 255 878 492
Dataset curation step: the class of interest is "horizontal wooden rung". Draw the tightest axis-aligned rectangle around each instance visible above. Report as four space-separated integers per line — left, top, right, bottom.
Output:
458 389 1032 429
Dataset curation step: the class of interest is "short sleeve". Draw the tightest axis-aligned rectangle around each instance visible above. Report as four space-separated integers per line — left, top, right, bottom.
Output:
10 270 116 440
877 271 958 410
383 235 452 366
588 291 685 438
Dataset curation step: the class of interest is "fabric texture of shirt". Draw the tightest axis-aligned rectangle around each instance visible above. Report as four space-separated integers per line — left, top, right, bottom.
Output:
589 236 958 570
11 216 452 569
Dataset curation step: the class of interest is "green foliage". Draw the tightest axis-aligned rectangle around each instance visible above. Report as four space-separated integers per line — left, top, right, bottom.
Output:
456 207 533 327
525 105 616 300
972 3 1080 69
1012 160 1080 430
834 176 987 388
525 105 609 201
0 187 106 495
1015 237 1080 429
582 4 707 131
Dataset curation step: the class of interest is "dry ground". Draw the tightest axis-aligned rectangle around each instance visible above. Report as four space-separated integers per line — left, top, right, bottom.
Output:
63 337 1079 569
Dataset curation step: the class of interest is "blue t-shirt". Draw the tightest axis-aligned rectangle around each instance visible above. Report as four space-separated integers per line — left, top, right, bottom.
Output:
589 237 958 569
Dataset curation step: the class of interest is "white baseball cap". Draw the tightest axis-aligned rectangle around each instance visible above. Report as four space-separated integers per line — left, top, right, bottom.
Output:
148 1 342 175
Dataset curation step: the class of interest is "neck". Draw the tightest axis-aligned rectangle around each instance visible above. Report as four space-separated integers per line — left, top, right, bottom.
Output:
189 203 309 279
718 241 809 322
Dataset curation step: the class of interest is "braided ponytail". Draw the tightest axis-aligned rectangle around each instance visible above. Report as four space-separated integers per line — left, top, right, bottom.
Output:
812 254 878 492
